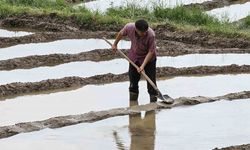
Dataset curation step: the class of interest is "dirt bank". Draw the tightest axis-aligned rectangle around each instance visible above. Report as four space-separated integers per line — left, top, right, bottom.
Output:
1 46 250 71
213 143 250 150
185 0 250 11
0 65 250 99
155 25 250 49
1 15 250 49
0 31 115 48
0 90 249 139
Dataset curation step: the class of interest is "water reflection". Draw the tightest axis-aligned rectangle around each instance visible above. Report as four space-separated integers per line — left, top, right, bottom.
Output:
114 101 156 150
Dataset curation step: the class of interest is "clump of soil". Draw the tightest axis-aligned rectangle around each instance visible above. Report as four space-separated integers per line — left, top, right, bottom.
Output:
213 143 250 150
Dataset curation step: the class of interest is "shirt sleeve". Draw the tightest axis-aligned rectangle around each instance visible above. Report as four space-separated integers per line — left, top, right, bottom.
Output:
120 23 130 36
148 36 157 53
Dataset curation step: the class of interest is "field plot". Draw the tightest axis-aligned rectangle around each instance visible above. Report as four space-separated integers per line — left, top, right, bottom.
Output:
0 0 250 149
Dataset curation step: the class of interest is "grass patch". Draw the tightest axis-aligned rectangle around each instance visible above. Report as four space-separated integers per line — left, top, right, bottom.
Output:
243 15 250 28
153 6 220 26
106 4 151 21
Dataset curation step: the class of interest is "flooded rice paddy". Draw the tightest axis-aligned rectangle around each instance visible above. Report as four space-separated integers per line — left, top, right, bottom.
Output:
0 1 250 148
207 2 250 22
77 0 212 12
0 74 250 126
0 99 250 150
0 39 130 60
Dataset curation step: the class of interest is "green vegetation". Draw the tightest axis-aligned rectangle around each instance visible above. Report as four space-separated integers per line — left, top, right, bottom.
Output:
0 0 249 38
243 16 250 28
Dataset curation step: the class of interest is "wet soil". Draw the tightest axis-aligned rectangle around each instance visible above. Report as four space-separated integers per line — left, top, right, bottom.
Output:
155 25 250 49
0 31 115 48
213 143 250 150
1 14 250 49
1 47 250 71
0 64 250 99
0 90 249 139
185 0 250 11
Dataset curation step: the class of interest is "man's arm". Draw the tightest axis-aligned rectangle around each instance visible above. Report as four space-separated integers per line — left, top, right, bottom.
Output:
112 31 123 52
137 51 154 73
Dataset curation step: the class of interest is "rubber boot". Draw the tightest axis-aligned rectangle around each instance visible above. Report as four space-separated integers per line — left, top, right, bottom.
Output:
150 95 157 103
129 92 138 101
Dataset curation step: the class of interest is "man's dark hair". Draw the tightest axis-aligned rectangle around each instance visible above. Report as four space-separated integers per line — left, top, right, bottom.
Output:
135 19 149 32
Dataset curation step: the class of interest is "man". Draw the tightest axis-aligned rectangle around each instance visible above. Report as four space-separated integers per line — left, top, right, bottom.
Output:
112 19 158 102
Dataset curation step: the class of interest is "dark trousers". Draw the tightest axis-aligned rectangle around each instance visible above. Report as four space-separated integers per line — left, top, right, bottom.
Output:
129 59 157 96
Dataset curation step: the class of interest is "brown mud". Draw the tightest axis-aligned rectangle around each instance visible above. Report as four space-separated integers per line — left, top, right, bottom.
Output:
1 14 250 49
1 47 250 71
0 90 249 139
185 0 250 11
213 144 250 150
155 25 250 49
0 65 250 99
1 23 250 49
0 31 115 48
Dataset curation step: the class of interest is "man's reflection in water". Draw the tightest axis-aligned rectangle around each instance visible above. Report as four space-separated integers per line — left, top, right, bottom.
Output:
113 101 156 150
129 101 156 150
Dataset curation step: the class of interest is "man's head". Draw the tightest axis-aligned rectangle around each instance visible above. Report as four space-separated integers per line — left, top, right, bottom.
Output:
135 19 149 37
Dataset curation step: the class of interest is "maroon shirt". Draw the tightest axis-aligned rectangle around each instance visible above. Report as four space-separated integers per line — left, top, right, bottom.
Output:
121 23 157 65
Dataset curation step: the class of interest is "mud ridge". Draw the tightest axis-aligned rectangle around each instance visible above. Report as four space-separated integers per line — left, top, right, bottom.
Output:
1 46 250 71
185 0 250 11
155 25 250 49
0 65 250 99
213 143 250 150
0 31 115 48
1 16 250 49
0 14 80 32
0 14 121 32
0 91 249 139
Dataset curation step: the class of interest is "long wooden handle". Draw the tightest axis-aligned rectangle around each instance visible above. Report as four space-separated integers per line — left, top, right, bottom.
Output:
103 37 159 92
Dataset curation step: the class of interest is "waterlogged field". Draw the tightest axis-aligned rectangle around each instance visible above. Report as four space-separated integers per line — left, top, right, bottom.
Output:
0 0 250 149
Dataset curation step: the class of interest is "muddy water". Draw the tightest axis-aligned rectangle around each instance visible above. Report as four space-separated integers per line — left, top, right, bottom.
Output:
157 54 250 68
0 54 250 85
77 0 211 12
0 74 250 126
0 99 250 150
1 54 250 85
207 2 250 22
0 29 33 37
0 59 128 85
0 39 130 60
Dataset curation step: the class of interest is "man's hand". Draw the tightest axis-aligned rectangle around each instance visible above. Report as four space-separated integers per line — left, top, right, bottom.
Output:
112 44 117 53
137 66 145 74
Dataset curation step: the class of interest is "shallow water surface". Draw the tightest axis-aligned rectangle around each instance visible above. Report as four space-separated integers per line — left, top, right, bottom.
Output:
0 39 130 60
0 74 250 126
0 99 250 150
1 54 250 85
207 2 250 22
77 0 211 12
0 28 33 37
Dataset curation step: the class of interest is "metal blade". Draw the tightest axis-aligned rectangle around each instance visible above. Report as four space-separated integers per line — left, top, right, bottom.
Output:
157 91 174 104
